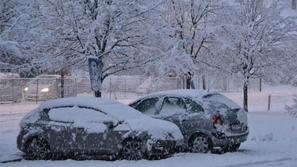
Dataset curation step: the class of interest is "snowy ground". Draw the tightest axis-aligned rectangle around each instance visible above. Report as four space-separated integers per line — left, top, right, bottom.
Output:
1 86 297 167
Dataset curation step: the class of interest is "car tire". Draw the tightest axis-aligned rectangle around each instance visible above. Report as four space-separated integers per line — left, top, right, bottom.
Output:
223 143 241 152
189 134 212 153
121 139 144 160
24 137 51 160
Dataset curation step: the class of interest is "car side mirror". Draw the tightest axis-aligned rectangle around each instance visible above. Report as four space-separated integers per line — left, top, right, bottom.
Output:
103 121 114 130
180 112 190 121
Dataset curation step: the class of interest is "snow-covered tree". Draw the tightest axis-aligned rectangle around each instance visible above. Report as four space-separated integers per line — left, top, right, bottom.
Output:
29 0 161 97
149 0 221 89
0 0 44 76
203 0 297 111
0 0 24 72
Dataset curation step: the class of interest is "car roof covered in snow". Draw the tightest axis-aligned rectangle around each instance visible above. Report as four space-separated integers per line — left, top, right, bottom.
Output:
141 89 216 100
39 97 145 120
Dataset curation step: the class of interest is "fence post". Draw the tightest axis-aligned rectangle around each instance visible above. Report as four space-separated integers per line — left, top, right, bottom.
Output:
202 75 206 90
75 78 78 97
124 77 127 98
36 79 39 104
109 77 112 99
259 78 262 92
268 94 271 111
11 79 14 103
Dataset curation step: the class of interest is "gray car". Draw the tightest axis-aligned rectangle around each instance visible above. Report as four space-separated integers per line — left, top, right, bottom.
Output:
17 97 183 160
129 90 249 153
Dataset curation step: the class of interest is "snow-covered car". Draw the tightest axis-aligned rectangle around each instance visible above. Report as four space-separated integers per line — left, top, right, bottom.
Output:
129 90 249 153
17 97 183 160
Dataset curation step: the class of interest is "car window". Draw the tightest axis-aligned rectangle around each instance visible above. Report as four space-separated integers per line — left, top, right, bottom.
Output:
135 98 159 116
48 106 113 123
204 94 240 110
129 100 141 108
204 94 240 111
184 98 204 113
209 102 230 112
159 97 186 116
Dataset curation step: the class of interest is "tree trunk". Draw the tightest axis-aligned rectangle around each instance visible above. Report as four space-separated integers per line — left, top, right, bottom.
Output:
243 80 248 111
88 56 103 98
95 90 101 97
186 72 195 89
259 78 262 92
186 76 192 89
60 70 65 98
95 59 103 98
202 75 206 90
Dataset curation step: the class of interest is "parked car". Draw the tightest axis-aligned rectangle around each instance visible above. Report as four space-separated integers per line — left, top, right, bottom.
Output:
24 75 77 101
129 90 249 153
24 75 61 101
17 97 183 160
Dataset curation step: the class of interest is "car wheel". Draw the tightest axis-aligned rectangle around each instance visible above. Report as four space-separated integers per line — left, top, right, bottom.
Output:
121 140 144 160
223 143 241 152
189 134 212 153
24 137 51 160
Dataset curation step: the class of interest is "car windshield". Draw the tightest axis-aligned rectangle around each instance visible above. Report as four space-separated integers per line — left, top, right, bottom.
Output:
204 94 240 110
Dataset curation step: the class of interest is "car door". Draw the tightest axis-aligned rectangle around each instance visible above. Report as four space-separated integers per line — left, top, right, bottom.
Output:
155 96 187 132
76 106 122 155
47 106 118 154
46 106 85 153
182 98 208 138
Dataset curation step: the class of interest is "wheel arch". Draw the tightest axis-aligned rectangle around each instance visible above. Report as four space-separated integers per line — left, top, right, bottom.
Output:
188 131 213 147
23 133 50 151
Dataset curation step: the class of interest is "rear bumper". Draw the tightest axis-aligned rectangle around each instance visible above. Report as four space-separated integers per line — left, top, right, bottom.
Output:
211 130 249 147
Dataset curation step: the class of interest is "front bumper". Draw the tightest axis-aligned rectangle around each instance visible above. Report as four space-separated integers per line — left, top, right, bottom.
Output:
17 134 23 151
211 130 249 147
146 140 176 156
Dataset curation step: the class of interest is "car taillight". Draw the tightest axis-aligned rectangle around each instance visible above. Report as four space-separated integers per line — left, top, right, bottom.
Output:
212 115 221 127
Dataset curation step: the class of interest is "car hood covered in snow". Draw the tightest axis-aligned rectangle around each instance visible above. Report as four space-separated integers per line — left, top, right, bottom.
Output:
121 118 183 141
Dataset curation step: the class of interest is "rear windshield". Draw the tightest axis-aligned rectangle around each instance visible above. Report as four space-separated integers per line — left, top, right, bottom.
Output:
204 94 240 110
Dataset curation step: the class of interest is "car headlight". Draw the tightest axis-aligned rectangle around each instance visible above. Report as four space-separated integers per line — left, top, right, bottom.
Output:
24 87 28 92
41 88 49 93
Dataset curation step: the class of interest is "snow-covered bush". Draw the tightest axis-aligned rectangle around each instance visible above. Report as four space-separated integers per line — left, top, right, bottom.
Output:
286 96 297 118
